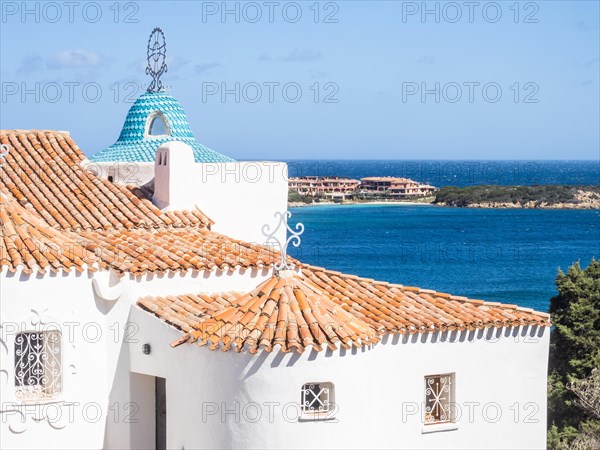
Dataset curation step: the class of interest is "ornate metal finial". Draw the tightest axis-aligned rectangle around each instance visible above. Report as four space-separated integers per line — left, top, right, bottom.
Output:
262 211 305 271
146 27 167 92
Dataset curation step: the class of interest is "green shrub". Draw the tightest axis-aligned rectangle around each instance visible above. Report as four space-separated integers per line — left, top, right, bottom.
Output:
434 185 600 206
288 190 313 204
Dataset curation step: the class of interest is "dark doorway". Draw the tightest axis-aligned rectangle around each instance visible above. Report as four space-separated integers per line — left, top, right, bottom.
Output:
155 377 166 450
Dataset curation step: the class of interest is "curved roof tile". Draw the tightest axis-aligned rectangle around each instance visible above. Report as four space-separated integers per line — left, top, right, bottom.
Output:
1 128 551 354
0 191 95 274
137 266 551 354
79 227 279 275
139 271 381 354
0 130 212 231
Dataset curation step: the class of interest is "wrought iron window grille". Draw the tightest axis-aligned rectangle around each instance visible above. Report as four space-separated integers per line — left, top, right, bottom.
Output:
424 373 455 425
14 330 62 402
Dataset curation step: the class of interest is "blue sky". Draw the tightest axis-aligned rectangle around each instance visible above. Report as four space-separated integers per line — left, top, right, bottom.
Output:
1 1 599 160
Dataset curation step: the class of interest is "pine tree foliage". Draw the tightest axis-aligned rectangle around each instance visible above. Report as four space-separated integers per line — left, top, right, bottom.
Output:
547 260 600 448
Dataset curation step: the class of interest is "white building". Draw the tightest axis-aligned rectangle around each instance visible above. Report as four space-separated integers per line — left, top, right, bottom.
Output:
86 88 287 246
0 130 552 450
0 34 551 450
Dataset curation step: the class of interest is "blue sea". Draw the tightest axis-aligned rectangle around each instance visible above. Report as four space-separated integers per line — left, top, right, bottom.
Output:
286 160 600 313
284 160 600 187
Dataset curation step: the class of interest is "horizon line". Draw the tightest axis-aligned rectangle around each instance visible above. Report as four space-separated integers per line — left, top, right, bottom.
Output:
256 158 600 162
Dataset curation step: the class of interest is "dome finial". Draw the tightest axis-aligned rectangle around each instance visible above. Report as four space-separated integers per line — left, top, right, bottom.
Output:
146 27 167 92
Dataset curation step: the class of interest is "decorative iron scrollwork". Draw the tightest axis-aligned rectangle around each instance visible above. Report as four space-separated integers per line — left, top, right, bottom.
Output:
14 331 62 401
301 382 333 413
425 374 453 424
146 27 167 92
262 211 304 271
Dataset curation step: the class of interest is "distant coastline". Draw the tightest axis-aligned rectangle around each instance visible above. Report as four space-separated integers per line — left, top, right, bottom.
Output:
289 185 600 210
288 199 435 208
433 185 600 210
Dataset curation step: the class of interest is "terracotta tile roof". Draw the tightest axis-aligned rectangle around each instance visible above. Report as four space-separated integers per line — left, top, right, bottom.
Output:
138 270 380 354
79 227 278 275
300 265 551 333
1 188 278 275
0 191 95 274
1 128 551 352
137 265 551 354
0 129 274 276
0 130 211 231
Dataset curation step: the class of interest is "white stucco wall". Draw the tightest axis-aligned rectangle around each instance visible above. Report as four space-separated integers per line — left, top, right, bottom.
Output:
153 142 197 210
129 308 550 450
0 267 276 449
84 158 289 246
0 269 133 449
188 162 289 245
1 267 550 450
131 267 275 298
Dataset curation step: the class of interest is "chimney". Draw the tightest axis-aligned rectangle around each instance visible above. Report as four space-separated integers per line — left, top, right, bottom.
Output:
152 141 196 210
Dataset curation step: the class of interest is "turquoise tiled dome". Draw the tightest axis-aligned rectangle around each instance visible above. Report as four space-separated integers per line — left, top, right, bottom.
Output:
90 91 235 163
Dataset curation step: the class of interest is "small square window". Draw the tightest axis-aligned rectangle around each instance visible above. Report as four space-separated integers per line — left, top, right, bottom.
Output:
424 373 455 425
301 382 334 418
14 331 62 401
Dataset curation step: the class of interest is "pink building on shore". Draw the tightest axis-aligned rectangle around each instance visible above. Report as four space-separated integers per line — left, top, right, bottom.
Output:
288 176 360 198
288 176 436 199
360 177 436 198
